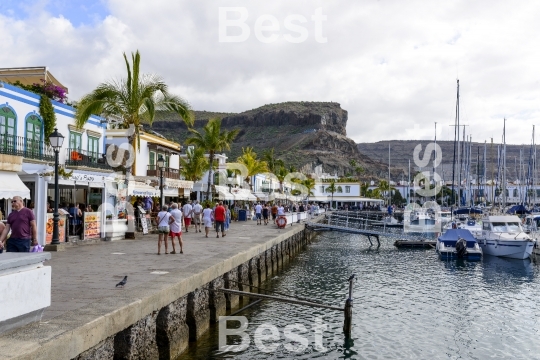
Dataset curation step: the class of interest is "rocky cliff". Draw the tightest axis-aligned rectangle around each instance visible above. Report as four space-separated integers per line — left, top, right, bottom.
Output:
149 102 390 177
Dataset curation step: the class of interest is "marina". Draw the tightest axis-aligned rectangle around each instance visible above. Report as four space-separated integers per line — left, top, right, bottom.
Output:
181 231 540 359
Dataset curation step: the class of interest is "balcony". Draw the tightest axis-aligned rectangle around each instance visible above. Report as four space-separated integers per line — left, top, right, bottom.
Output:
0 134 55 162
65 148 112 170
147 165 180 179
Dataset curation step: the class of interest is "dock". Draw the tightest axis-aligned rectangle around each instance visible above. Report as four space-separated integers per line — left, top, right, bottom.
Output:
0 218 318 360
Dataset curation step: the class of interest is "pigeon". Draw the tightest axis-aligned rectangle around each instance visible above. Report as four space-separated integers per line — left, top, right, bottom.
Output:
116 276 128 288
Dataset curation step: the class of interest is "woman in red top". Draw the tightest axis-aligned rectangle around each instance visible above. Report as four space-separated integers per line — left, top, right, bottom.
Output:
214 201 226 238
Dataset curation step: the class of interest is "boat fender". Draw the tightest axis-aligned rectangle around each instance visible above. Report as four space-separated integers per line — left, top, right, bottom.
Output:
456 237 467 258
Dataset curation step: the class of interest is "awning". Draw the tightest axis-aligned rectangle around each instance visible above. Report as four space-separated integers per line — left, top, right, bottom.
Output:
0 171 31 199
164 179 194 189
230 188 257 201
163 188 179 197
253 192 268 200
128 182 160 197
215 185 234 200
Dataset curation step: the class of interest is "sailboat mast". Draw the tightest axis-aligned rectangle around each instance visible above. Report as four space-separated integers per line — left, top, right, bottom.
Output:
490 138 494 209
434 122 437 203
451 80 459 208
388 143 391 206
534 125 537 206
408 159 411 204
503 118 507 209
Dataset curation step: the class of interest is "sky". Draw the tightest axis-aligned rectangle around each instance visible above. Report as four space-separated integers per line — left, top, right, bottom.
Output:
1 0 539 145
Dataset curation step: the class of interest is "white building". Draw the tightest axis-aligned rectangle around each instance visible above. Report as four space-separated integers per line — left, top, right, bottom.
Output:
0 76 109 245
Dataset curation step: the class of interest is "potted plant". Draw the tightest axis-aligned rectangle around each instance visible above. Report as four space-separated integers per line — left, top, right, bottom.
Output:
40 171 54 182
58 167 73 180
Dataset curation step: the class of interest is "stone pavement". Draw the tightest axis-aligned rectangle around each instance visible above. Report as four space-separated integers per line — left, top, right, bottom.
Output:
44 219 302 321
0 216 312 360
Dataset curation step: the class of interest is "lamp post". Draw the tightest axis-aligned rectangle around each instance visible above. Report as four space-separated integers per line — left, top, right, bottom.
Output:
49 128 64 245
157 155 165 207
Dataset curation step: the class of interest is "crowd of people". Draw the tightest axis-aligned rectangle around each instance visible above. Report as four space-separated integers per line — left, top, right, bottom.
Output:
147 200 326 255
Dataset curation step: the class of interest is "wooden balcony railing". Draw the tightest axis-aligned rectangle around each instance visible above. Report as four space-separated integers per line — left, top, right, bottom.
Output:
147 165 180 179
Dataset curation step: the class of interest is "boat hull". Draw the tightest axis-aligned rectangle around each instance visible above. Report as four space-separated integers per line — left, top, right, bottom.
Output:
478 239 535 260
438 249 482 261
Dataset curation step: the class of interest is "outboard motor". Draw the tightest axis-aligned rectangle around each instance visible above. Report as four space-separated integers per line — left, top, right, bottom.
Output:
456 237 467 258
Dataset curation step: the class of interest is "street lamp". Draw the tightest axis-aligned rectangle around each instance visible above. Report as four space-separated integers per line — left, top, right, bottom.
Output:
157 154 165 207
49 128 64 245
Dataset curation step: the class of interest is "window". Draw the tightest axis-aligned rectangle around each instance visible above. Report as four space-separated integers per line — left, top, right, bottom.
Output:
483 222 491 230
26 114 42 157
320 186 325 192
69 132 82 150
149 151 156 171
345 186 351 193
165 154 170 168
88 136 99 161
513 189 518 197
0 106 17 151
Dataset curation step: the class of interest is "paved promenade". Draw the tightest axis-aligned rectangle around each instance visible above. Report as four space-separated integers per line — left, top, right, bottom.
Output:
0 217 310 359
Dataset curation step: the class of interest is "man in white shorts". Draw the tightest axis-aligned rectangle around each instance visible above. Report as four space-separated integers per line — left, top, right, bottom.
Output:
255 202 263 225
169 203 184 254
182 200 193 232
192 200 203 233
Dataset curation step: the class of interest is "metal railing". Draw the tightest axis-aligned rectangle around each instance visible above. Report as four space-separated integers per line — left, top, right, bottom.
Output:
147 165 180 179
65 148 112 170
0 134 55 161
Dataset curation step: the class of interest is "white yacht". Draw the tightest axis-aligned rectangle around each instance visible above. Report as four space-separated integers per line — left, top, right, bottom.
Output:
476 215 535 259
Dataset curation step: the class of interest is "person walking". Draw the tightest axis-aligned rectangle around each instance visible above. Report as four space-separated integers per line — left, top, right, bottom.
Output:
192 200 203 233
169 203 184 254
202 203 213 238
262 203 269 225
214 201 226 238
299 203 305 222
277 203 285 216
271 203 278 223
156 205 171 255
0 196 37 252
255 202 263 225
224 204 231 231
182 200 193 232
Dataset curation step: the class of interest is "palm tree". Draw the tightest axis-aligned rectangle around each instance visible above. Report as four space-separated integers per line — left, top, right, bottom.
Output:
360 182 370 197
275 165 289 192
302 177 316 200
236 147 268 190
180 147 208 182
74 51 192 237
377 180 396 205
75 50 193 165
185 117 238 200
325 179 342 208
263 148 284 173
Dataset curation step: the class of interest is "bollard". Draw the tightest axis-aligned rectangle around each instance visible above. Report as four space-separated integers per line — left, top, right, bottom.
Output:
343 274 355 338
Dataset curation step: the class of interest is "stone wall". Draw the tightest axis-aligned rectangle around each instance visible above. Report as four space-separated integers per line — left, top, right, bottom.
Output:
71 226 314 360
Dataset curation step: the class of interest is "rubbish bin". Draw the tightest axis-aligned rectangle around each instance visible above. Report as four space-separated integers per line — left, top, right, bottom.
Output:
238 209 247 221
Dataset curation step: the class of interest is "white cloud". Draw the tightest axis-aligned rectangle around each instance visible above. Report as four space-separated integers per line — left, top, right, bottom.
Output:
2 0 540 145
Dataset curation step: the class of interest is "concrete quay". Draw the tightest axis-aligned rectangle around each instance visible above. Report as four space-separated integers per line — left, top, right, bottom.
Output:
0 218 317 360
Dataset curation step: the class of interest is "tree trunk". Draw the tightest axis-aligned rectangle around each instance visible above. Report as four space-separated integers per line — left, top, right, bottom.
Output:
124 134 136 239
206 151 214 201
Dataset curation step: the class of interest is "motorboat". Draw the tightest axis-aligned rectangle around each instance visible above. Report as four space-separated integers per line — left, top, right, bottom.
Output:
436 229 482 260
443 217 483 238
409 209 435 225
476 215 535 259
523 214 540 256
438 211 452 226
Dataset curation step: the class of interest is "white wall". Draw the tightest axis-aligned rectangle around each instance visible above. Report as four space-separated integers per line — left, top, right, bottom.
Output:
0 83 106 165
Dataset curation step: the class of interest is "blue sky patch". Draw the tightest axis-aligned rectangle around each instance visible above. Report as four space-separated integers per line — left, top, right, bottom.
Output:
0 0 109 26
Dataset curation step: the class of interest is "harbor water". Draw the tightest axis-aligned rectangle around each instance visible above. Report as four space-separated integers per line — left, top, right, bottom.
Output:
180 232 540 359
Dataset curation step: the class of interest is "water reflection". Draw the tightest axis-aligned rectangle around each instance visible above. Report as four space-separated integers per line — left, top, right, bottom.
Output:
180 234 539 359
